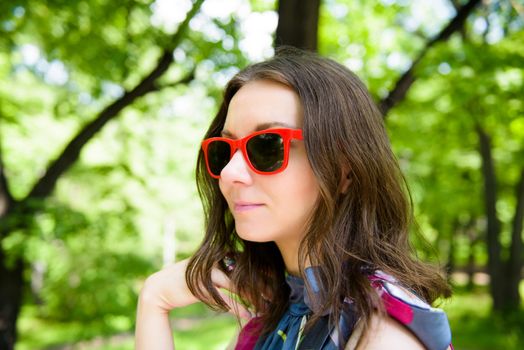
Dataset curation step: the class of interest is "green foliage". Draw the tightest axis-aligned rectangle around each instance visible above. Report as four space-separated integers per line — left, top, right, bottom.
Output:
319 0 425 97
394 30 524 265
17 305 238 350
1 0 524 348
443 285 524 350
0 0 269 346
319 0 524 270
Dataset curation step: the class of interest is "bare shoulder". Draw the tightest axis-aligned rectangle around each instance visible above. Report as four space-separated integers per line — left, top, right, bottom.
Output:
355 314 424 350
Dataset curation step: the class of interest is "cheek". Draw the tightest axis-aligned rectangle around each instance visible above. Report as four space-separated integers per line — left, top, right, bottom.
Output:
218 179 232 204
270 165 320 220
218 180 226 198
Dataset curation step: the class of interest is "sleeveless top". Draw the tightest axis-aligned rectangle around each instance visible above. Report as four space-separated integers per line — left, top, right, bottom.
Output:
234 267 452 350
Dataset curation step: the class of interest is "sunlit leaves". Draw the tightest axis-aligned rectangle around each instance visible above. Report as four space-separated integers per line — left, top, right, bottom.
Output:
1 0 251 336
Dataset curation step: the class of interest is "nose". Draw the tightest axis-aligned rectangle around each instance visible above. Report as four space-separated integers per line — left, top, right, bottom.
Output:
219 149 253 184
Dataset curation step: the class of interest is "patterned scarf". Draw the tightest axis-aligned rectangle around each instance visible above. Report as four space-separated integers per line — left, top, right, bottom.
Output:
235 267 453 350
237 268 357 350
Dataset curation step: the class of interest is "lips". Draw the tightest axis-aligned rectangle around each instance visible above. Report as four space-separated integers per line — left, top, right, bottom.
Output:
234 201 264 212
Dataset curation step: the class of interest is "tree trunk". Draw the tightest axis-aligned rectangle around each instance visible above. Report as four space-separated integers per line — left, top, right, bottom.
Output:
0 144 20 349
275 0 320 51
506 168 524 308
445 219 459 281
466 220 479 291
475 124 504 311
466 246 476 290
0 249 24 350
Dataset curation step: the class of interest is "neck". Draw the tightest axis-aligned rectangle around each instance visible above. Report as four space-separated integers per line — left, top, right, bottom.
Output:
275 238 309 276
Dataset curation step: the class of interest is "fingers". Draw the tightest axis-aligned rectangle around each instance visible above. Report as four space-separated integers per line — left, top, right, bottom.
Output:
145 257 250 319
141 259 199 311
216 288 253 320
209 266 253 320
210 266 235 290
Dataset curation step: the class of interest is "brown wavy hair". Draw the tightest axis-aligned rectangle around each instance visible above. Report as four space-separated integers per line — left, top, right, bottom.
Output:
186 47 450 341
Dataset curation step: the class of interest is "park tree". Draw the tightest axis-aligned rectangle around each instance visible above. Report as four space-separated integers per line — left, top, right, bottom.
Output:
0 0 523 349
317 0 523 312
374 0 522 311
0 0 255 347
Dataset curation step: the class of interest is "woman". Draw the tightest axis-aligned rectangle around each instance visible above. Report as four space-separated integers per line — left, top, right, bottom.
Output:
135 47 452 350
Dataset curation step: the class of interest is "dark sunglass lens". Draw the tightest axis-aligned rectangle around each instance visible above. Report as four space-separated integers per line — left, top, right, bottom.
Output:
246 133 284 172
207 141 231 176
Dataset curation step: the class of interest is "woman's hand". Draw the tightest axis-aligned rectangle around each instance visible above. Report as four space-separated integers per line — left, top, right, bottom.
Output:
137 259 198 313
135 258 250 350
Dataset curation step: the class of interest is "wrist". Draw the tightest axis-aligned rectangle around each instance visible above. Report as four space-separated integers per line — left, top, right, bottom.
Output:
139 263 198 311
138 281 171 314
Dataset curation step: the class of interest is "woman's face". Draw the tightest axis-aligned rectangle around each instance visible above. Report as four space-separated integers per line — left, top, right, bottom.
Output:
218 79 320 248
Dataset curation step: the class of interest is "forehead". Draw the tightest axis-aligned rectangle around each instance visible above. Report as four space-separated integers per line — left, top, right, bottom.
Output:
222 79 302 138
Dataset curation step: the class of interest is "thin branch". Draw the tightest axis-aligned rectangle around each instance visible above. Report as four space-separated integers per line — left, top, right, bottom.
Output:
379 0 482 116
153 68 196 91
25 0 205 202
411 28 430 41
482 10 491 42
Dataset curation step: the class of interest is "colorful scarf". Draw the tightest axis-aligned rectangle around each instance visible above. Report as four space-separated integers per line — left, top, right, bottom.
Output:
235 267 452 350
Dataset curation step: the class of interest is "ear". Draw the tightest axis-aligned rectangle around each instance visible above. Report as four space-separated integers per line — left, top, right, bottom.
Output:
339 167 352 194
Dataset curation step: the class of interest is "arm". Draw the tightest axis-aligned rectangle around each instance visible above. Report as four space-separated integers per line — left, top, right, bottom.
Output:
135 260 196 350
135 259 249 350
135 290 175 350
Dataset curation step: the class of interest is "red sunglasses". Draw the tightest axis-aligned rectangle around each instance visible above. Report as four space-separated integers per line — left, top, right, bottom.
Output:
201 128 303 179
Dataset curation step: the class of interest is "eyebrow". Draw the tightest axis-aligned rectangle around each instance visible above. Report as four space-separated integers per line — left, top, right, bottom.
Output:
221 121 297 138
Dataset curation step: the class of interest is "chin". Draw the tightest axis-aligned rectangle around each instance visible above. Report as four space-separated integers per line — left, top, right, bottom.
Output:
235 227 273 243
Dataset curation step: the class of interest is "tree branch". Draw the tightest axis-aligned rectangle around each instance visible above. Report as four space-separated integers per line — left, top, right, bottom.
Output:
153 68 196 91
379 0 482 116
25 0 205 201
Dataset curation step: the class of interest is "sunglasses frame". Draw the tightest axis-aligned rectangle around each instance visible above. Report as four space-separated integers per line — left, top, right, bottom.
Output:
201 128 303 179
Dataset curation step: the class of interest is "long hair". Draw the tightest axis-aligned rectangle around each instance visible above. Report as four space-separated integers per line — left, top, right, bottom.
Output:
186 47 450 339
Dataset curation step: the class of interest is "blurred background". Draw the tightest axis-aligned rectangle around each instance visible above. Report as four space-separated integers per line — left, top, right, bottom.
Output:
0 0 523 349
